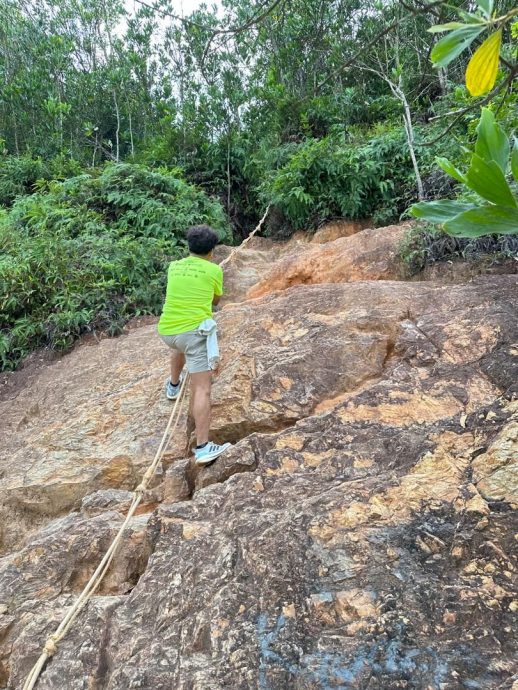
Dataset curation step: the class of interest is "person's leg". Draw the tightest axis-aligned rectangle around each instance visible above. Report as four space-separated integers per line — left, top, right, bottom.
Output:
190 370 212 445
160 336 185 399
180 331 231 463
170 351 185 385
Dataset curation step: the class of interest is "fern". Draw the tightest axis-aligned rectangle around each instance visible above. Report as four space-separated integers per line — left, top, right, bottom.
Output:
0 163 230 370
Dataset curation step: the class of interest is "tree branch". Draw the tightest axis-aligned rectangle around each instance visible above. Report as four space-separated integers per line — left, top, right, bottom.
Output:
316 0 449 93
134 0 285 37
217 0 285 36
316 17 401 93
421 65 518 146
133 0 215 30
201 0 285 69
400 0 443 19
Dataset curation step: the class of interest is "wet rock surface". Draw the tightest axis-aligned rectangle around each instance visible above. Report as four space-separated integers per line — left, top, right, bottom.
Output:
0 224 517 689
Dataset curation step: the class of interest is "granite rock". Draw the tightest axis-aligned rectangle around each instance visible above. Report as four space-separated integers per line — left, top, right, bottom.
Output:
0 226 517 689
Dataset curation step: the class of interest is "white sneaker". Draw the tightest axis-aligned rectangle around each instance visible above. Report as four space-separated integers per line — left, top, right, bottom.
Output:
165 374 184 400
194 442 232 466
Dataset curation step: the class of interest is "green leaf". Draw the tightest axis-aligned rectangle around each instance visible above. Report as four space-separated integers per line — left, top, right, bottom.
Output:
511 138 518 182
476 0 493 18
457 10 487 24
428 22 471 33
410 200 477 223
431 25 486 68
475 108 509 172
465 154 516 207
436 157 466 183
444 205 518 237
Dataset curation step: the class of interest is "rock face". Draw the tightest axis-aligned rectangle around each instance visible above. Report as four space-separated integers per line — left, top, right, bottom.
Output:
310 219 372 244
1 223 517 689
247 224 409 298
213 238 287 303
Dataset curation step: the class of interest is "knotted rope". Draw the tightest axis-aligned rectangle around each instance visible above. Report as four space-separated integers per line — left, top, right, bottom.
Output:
22 205 269 690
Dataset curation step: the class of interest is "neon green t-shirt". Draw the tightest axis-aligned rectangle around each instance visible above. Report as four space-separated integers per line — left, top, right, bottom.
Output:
157 255 223 335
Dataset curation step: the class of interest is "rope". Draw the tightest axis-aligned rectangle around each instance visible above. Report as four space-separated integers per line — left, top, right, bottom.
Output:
22 206 270 690
218 205 270 269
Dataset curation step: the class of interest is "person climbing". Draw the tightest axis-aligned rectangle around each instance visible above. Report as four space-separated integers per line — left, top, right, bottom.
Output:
157 225 232 465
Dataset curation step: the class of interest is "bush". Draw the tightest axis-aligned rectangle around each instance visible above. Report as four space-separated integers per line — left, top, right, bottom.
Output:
0 163 230 370
257 127 422 234
0 156 48 207
411 109 518 237
398 222 518 275
0 154 83 207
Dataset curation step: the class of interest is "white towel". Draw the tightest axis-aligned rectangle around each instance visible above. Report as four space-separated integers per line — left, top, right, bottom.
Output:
197 318 220 370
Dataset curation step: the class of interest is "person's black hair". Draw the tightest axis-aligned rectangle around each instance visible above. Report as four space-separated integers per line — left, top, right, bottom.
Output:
186 225 219 255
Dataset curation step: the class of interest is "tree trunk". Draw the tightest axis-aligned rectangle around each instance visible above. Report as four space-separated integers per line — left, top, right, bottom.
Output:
13 114 19 155
388 78 425 201
92 131 99 167
438 67 448 96
400 94 424 200
113 91 120 163
128 108 134 158
226 128 231 214
402 109 425 201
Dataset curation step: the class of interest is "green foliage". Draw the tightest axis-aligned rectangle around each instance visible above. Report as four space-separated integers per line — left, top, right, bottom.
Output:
475 108 510 172
398 221 518 275
430 25 486 69
258 127 425 232
0 156 47 206
411 109 518 237
0 155 83 207
0 163 229 369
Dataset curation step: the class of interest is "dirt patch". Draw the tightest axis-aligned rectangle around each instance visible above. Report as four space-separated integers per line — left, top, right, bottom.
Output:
0 316 160 403
0 349 59 403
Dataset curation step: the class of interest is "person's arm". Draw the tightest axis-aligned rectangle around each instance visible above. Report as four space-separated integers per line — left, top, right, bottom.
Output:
212 266 223 309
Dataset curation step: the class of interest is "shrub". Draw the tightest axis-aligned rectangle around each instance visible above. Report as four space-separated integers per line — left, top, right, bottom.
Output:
411 109 518 237
257 127 424 234
0 163 230 370
0 154 83 207
0 156 48 207
398 222 518 275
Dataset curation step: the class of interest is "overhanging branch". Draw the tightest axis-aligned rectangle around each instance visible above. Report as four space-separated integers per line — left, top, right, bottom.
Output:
421 65 518 146
134 0 285 37
316 0 447 94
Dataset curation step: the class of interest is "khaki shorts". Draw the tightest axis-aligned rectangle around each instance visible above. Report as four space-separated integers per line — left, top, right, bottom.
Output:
160 330 210 374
